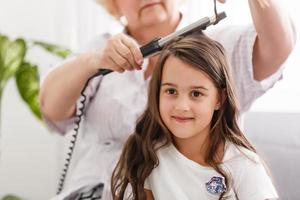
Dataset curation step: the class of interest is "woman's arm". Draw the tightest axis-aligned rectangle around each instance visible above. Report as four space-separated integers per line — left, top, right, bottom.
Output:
39 52 99 121
248 0 296 81
39 33 143 121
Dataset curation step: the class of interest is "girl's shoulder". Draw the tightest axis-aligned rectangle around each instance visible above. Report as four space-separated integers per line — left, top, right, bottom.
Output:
223 143 278 199
222 142 269 187
223 141 261 165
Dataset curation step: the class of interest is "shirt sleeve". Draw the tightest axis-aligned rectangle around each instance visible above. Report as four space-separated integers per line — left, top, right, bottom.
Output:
234 158 279 200
207 25 284 112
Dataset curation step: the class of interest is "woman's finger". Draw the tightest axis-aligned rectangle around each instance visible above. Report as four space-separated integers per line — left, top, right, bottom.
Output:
113 40 135 70
107 55 125 73
217 0 226 3
257 0 270 8
112 47 134 71
121 36 143 69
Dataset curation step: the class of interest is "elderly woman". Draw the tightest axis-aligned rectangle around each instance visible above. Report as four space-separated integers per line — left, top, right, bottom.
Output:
40 0 296 199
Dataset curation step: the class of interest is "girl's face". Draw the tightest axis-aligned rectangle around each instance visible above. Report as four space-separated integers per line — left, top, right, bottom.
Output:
159 56 221 142
115 0 179 28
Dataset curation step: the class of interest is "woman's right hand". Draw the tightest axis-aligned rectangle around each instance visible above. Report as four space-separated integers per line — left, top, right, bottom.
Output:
88 33 144 73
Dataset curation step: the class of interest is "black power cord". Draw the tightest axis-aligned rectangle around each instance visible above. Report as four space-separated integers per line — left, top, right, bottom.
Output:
56 72 102 195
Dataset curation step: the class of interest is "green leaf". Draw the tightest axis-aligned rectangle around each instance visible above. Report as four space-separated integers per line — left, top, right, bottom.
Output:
15 62 42 120
0 35 9 90
33 41 71 58
0 37 26 90
1 194 23 200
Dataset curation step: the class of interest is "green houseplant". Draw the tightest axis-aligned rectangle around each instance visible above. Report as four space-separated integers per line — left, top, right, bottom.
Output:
0 33 71 123
1 195 22 200
0 34 71 200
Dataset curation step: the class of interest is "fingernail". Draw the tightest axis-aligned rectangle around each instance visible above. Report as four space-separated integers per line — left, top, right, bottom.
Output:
137 59 143 65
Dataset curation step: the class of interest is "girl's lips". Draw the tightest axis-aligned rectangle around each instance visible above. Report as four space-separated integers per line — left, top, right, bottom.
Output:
172 116 194 123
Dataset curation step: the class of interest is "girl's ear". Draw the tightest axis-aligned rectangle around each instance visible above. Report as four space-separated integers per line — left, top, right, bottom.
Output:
215 89 226 110
214 101 221 111
214 104 221 111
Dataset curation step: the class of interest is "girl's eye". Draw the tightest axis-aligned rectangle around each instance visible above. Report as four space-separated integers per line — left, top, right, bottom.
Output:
191 90 202 97
166 88 177 95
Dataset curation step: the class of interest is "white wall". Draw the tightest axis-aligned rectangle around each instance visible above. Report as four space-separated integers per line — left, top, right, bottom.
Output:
243 112 300 200
0 0 71 199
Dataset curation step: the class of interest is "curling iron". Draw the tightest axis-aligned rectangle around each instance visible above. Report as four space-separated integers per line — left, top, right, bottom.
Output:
96 11 226 76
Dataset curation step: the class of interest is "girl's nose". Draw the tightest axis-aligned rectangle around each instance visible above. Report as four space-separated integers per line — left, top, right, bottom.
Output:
174 96 190 112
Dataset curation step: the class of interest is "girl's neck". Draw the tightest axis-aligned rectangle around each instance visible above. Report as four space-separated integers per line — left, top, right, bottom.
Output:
174 134 210 166
173 130 225 166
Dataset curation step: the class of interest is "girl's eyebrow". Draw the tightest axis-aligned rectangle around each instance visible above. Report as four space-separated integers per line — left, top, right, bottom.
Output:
161 82 176 87
190 86 208 90
161 83 208 90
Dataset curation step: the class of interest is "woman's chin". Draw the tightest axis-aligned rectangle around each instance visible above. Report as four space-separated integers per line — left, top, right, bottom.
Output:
140 14 168 27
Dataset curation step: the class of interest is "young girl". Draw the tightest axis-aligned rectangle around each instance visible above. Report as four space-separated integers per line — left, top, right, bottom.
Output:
111 33 278 200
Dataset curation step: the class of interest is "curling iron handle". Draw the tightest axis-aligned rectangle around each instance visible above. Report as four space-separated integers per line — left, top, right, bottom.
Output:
97 38 161 76
97 68 112 76
140 38 162 57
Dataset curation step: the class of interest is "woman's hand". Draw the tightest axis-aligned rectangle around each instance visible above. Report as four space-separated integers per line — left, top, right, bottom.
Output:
88 33 144 73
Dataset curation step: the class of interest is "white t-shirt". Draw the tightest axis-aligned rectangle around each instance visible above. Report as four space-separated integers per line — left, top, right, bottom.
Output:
144 142 278 200
46 14 284 200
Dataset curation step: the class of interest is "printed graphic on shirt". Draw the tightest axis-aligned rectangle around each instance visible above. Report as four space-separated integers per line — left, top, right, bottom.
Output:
72 183 104 200
206 176 227 195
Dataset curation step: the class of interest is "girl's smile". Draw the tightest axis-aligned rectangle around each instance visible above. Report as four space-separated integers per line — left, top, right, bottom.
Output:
171 115 195 123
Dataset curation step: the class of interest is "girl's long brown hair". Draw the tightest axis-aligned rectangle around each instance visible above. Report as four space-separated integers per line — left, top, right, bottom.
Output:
111 33 257 200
